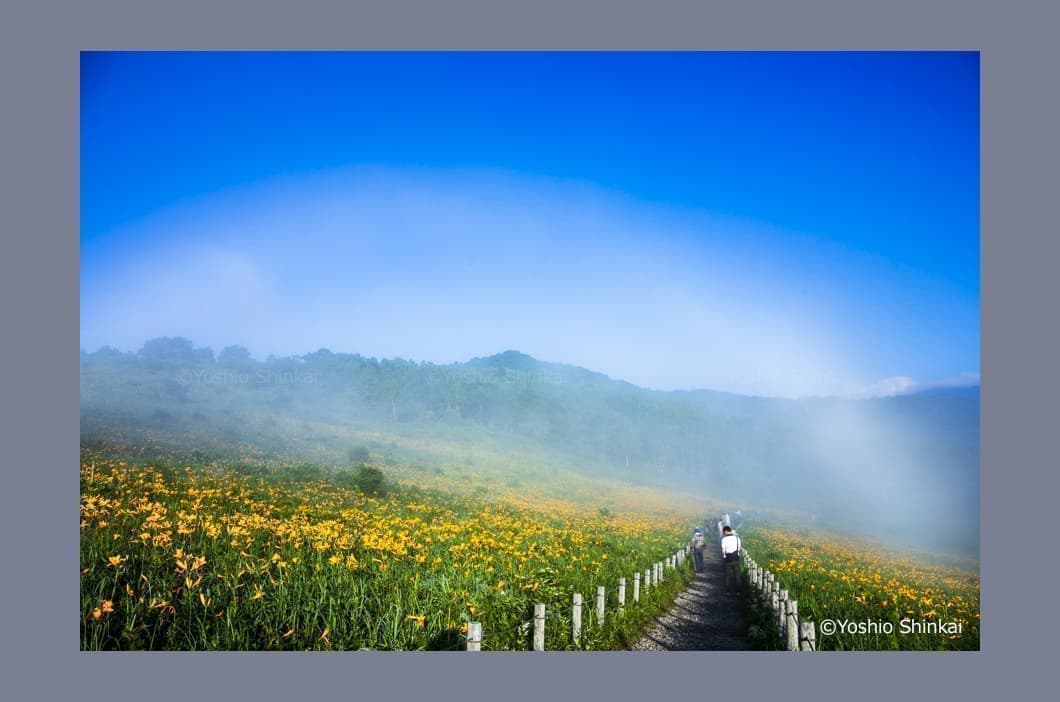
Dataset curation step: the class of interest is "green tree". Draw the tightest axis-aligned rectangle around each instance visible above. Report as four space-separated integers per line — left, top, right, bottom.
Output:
347 445 371 465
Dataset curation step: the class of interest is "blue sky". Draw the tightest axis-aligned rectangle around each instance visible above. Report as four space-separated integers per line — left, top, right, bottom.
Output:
80 52 979 398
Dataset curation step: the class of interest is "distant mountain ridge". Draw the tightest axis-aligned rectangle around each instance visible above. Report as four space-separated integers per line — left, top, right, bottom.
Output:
80 338 980 556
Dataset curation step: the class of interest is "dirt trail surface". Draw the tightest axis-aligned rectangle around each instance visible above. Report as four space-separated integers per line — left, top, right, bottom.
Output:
631 547 751 650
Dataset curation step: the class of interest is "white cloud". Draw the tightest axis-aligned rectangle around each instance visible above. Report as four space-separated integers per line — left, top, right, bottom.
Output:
852 376 920 398
843 371 980 399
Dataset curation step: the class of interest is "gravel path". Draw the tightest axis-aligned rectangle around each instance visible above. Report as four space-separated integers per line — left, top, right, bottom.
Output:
630 547 751 650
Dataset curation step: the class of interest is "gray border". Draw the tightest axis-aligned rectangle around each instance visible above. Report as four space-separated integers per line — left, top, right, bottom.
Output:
4 0 1056 699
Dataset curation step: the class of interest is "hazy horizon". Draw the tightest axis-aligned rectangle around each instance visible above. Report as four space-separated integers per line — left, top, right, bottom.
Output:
80 331 981 401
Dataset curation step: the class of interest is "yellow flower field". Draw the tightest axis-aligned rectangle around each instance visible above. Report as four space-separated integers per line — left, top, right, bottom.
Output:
740 525 979 650
80 443 978 651
80 449 701 650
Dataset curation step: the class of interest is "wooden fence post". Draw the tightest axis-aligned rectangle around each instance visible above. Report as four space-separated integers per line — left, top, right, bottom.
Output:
772 581 781 625
786 599 799 652
778 589 788 637
597 586 606 627
618 578 626 609
572 593 582 644
466 621 482 651
633 572 641 603
533 604 545 651
800 621 816 651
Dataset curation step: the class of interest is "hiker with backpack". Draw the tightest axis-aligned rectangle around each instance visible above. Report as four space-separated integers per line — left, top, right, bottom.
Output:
690 526 706 573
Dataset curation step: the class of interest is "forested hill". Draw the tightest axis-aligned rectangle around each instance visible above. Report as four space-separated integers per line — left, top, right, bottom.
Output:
80 338 979 555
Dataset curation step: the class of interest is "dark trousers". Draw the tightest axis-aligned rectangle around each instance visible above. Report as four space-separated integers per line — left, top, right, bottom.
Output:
692 548 704 572
724 555 740 592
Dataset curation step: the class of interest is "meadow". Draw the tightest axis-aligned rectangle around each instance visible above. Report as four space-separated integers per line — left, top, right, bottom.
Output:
80 447 701 651
739 525 980 650
80 435 980 652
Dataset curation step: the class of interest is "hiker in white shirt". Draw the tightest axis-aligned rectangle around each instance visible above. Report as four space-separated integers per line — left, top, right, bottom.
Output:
720 525 742 594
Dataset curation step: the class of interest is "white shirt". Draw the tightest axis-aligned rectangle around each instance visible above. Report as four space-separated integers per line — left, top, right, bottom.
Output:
721 533 741 556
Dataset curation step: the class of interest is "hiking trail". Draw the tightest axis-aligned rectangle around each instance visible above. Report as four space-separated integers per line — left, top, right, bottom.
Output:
631 546 751 650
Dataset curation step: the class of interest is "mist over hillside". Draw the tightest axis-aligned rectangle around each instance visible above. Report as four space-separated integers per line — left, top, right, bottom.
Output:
80 337 979 557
